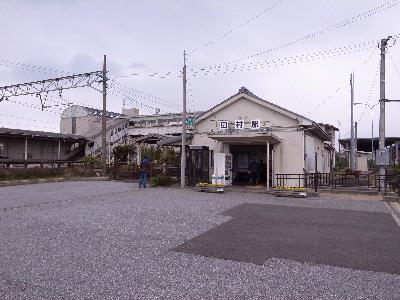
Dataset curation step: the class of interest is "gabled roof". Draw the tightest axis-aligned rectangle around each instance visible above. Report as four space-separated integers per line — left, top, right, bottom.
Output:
195 87 332 141
195 87 314 125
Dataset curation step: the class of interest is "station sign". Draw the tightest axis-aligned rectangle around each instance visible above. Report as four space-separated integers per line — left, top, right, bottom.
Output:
219 119 261 130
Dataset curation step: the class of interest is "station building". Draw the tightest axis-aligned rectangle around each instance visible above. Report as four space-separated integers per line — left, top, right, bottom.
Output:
185 87 337 187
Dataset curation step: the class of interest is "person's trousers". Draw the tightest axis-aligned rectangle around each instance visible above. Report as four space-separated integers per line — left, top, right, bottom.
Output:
139 172 148 188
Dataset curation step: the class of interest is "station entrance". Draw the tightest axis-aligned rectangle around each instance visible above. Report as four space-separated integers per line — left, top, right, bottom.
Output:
229 144 273 186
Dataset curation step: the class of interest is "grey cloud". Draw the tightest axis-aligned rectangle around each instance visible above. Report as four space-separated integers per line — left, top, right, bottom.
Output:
129 62 147 69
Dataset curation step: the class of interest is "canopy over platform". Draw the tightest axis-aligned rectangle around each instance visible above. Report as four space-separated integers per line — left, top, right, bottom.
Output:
339 137 400 152
208 131 280 145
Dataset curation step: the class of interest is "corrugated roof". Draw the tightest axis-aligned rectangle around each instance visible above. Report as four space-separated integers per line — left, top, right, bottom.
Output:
0 127 86 140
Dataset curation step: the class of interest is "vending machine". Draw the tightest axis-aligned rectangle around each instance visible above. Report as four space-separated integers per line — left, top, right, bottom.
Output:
213 152 233 186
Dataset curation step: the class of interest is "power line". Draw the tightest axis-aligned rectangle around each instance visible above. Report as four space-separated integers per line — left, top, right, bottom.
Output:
190 40 379 77
190 0 400 71
114 70 181 80
108 85 165 114
0 58 69 77
307 49 377 115
357 61 381 123
388 51 400 79
0 113 59 126
116 39 383 80
110 79 180 110
188 0 283 54
0 119 57 131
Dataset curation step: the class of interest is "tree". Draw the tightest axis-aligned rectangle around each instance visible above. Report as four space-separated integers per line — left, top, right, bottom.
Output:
113 145 136 163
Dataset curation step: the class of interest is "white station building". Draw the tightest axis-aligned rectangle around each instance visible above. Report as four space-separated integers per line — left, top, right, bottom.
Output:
187 87 337 187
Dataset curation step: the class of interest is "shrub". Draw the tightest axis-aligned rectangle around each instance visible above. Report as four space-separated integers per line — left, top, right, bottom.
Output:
113 145 136 162
82 155 103 169
150 175 176 187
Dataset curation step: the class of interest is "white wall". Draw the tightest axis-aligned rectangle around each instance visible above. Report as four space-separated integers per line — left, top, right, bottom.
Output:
193 96 306 183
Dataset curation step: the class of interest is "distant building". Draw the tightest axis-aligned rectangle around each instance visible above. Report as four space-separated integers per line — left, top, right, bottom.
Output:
60 105 201 163
0 127 86 163
339 137 400 171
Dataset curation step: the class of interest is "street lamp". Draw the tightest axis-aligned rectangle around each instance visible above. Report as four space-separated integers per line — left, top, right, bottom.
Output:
370 103 380 162
351 102 362 171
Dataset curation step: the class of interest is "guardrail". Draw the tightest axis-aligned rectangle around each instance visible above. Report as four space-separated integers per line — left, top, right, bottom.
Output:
275 173 400 195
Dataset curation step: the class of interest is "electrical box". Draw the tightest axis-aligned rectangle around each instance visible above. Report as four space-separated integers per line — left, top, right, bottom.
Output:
375 149 390 166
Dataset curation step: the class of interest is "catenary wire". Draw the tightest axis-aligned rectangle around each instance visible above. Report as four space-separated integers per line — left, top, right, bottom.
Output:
188 0 283 54
189 0 400 72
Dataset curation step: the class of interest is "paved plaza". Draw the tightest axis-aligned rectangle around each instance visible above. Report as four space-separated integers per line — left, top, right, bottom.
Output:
1 181 400 299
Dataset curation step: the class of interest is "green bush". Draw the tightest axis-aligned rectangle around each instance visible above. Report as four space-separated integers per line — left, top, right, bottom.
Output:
113 145 136 162
0 166 93 181
151 175 160 187
150 175 176 187
82 155 103 169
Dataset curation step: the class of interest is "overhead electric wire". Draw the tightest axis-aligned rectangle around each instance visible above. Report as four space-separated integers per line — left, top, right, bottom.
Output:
388 51 400 79
189 40 379 77
109 79 180 110
116 39 385 80
0 119 57 131
190 0 400 72
108 85 165 114
307 49 377 116
3 96 62 115
0 58 69 77
114 70 181 80
356 61 381 124
0 113 59 126
188 0 283 54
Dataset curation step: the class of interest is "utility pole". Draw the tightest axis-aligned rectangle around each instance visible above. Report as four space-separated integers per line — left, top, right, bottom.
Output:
371 116 374 161
337 121 341 154
350 72 355 171
355 121 358 171
180 51 187 188
378 37 391 179
102 55 107 177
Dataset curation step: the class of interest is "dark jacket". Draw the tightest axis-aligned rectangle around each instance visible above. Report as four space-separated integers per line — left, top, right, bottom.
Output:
140 158 151 174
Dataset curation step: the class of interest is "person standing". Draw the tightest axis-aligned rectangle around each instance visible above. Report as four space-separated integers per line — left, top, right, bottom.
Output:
139 156 151 188
258 159 266 185
249 158 259 185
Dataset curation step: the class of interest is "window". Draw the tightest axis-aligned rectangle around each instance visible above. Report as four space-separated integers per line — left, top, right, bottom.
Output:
110 131 114 136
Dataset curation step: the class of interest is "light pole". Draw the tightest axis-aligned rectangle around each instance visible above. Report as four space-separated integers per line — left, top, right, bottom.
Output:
351 100 363 171
337 121 341 154
370 103 379 162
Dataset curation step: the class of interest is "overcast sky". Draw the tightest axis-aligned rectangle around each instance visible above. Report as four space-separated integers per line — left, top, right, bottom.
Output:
0 0 399 139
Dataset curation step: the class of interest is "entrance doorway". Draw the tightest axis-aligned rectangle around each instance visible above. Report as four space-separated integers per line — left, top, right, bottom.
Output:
230 144 272 186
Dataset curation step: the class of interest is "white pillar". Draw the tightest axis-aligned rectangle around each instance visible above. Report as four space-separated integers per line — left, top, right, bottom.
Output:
271 148 275 187
266 141 270 191
24 138 28 160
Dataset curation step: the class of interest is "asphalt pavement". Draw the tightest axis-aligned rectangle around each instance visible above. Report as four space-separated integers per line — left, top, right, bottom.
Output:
1 181 399 299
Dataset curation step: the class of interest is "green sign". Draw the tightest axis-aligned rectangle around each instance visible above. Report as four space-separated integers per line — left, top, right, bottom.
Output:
186 118 195 126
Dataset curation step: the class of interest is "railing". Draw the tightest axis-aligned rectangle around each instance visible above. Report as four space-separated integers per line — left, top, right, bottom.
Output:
275 173 400 195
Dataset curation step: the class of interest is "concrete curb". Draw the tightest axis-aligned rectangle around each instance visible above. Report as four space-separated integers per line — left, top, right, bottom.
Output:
383 196 400 203
0 177 111 187
386 202 400 227
319 189 390 196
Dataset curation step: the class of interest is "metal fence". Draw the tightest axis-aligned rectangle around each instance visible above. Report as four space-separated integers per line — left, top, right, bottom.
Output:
275 173 400 195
